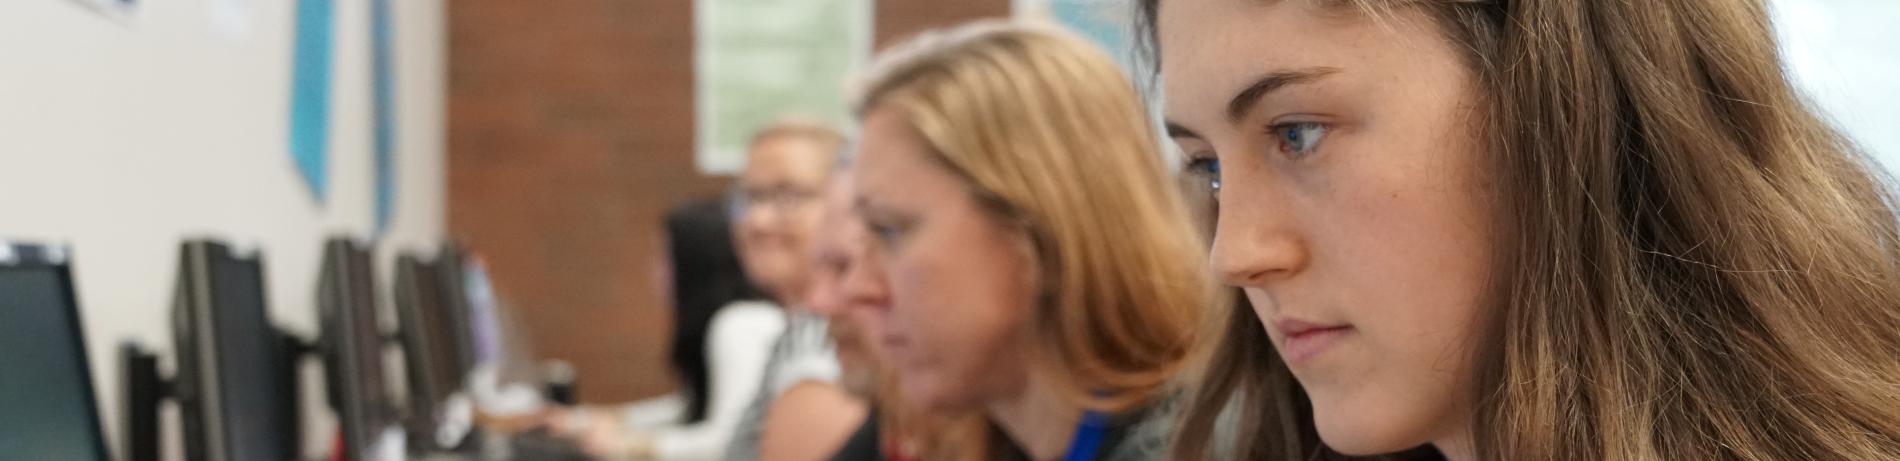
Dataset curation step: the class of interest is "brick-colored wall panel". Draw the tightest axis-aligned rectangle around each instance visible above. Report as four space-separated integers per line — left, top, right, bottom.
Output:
875 0 1013 49
449 0 1008 404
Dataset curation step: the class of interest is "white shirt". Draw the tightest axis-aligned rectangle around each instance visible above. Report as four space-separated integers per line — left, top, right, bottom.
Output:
634 300 784 461
721 311 842 461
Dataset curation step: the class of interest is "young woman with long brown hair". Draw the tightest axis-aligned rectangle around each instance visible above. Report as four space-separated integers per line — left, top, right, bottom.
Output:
1143 0 1900 459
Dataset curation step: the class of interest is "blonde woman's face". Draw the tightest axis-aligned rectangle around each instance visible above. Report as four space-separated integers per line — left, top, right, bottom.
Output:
733 136 832 301
1159 0 1498 456
845 106 1038 413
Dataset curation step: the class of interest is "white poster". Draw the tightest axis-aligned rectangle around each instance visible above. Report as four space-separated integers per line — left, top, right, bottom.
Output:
695 0 873 175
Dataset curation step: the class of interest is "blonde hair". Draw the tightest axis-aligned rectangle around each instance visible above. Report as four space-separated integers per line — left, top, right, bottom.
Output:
748 115 846 156
854 21 1213 458
1139 0 1900 459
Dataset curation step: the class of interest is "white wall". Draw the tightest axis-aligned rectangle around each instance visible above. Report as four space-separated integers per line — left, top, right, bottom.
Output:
1773 0 1900 171
1012 0 1899 171
0 0 445 459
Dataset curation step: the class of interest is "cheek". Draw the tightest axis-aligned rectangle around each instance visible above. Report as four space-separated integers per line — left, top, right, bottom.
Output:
1241 287 1280 340
805 282 837 313
890 252 1022 354
1335 150 1495 354
746 252 788 282
739 211 773 240
885 239 1034 407
1301 230 1493 453
1334 197 1492 341
849 308 892 359
778 213 818 259
1304 151 1498 450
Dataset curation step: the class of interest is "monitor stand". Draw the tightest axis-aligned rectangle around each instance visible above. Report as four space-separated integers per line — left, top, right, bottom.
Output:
119 328 304 461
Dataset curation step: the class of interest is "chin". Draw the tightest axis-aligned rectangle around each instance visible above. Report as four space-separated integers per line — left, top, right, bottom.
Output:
750 270 794 295
741 268 781 291
899 372 974 413
1309 393 1429 456
838 368 876 397
834 351 876 395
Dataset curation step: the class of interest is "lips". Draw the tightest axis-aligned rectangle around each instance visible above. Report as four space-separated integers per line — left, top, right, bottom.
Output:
878 332 910 358
1273 318 1353 366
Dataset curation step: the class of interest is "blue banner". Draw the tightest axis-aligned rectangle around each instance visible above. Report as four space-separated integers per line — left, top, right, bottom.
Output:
289 0 334 202
372 0 396 235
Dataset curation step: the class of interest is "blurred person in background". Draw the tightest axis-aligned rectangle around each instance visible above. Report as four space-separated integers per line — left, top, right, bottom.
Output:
600 199 768 432
845 21 1214 461
758 165 949 461
556 118 848 461
754 171 875 460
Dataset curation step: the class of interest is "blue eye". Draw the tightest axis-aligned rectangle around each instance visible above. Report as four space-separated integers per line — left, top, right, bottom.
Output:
1185 157 1222 193
867 221 905 245
1273 122 1327 157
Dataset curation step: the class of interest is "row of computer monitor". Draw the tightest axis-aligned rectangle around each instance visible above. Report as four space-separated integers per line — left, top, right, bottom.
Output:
0 238 492 461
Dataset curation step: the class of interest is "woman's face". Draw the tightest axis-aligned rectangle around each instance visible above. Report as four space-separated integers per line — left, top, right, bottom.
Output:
733 136 833 301
844 105 1038 412
1158 0 1497 455
806 179 880 395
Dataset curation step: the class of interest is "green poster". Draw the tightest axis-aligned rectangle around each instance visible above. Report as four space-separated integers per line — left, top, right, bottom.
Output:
696 0 870 174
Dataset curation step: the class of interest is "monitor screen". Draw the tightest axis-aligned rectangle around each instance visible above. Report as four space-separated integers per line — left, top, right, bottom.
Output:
206 249 293 461
319 240 393 458
433 247 476 381
397 256 462 415
0 259 110 460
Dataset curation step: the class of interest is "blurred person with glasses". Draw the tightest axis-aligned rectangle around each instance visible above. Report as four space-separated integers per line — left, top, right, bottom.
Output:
552 118 849 461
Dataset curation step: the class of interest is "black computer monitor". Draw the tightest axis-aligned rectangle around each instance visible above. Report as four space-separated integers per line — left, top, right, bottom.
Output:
393 251 471 448
170 240 298 461
317 238 395 459
434 245 478 376
0 243 111 460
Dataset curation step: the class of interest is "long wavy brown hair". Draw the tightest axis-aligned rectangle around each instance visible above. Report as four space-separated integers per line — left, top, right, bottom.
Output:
1141 0 1900 459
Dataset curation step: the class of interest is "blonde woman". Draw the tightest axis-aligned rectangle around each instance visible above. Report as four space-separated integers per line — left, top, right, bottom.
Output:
1142 0 1900 459
841 21 1213 460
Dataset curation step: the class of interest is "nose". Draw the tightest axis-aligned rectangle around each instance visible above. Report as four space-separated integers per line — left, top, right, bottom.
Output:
1208 183 1309 287
838 245 891 314
805 275 842 317
735 210 772 246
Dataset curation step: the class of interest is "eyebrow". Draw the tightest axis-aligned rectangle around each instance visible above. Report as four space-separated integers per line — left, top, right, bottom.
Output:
1224 67 1341 123
1165 123 1201 140
852 195 898 220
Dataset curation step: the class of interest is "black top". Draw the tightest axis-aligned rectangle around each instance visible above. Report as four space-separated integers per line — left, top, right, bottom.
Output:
827 411 884 461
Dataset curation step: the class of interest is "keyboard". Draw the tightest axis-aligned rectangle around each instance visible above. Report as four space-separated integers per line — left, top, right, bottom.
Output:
508 429 593 461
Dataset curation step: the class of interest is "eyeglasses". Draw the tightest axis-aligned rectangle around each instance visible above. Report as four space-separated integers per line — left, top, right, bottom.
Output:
728 183 822 217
